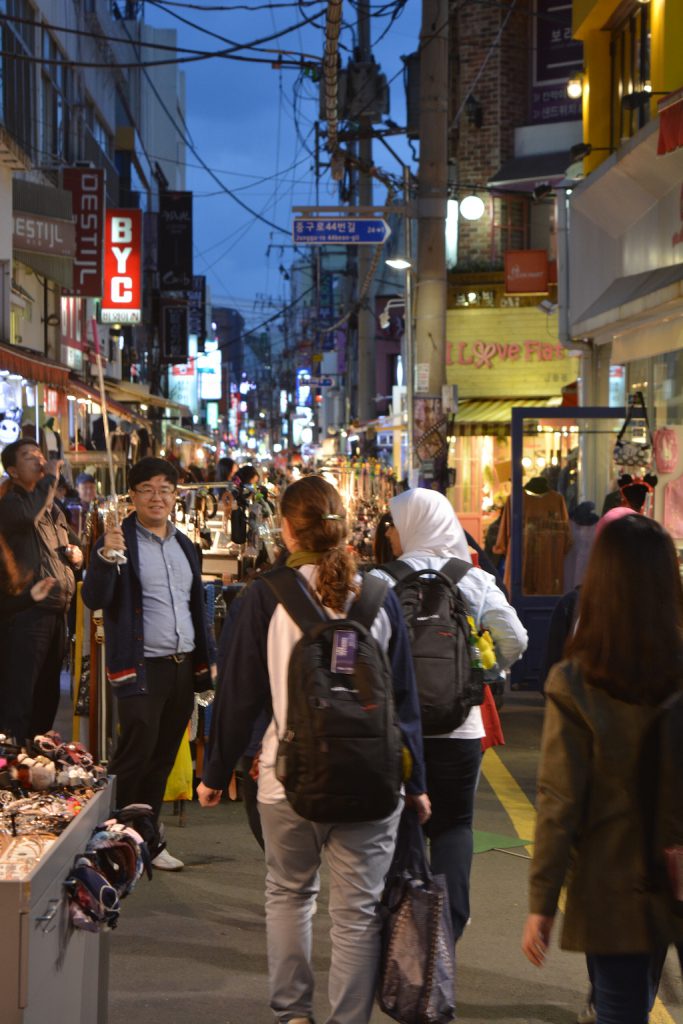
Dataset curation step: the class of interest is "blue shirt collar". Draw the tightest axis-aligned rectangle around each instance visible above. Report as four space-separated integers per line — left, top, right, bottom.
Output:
136 518 176 544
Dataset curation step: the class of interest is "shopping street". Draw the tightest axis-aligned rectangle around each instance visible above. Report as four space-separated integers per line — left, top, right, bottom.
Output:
92 689 682 1024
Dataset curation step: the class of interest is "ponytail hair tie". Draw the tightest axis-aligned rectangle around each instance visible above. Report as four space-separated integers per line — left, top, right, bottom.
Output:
321 513 345 521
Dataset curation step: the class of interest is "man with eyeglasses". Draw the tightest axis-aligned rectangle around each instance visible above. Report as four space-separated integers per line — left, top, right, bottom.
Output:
83 456 216 871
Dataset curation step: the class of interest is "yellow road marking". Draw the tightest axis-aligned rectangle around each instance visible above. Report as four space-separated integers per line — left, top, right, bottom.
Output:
481 747 677 1024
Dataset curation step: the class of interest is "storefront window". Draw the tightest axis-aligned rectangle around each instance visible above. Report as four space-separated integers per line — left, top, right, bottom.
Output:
493 414 623 597
610 3 651 148
0 0 35 156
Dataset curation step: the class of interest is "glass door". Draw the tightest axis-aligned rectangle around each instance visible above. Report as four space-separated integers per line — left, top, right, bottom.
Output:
507 407 624 690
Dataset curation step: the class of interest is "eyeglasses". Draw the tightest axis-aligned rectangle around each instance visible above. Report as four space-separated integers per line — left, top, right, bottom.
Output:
133 486 175 499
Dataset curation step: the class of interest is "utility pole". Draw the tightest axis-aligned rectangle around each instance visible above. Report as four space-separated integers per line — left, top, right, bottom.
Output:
414 0 448 471
356 0 375 424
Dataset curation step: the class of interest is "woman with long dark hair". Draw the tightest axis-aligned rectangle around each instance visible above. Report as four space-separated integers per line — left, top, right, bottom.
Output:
522 514 683 1022
198 475 429 1024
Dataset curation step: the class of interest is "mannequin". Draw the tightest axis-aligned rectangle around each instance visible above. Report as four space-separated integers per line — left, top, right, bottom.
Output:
494 480 572 595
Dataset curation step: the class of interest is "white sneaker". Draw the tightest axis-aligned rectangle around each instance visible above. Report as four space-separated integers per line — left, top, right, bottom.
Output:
151 848 184 871
576 1001 596 1024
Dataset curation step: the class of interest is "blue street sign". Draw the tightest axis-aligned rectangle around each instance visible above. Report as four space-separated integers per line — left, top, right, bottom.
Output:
293 218 391 245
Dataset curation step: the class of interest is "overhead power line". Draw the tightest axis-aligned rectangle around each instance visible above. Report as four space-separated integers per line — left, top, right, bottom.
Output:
115 15 290 236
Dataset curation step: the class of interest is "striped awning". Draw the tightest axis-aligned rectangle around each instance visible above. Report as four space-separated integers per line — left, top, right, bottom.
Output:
166 423 214 446
453 397 562 432
0 340 70 389
67 377 152 428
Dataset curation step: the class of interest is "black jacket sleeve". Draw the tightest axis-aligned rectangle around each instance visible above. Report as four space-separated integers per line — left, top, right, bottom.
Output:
541 587 580 688
384 587 427 795
0 474 55 531
202 580 277 790
81 537 120 610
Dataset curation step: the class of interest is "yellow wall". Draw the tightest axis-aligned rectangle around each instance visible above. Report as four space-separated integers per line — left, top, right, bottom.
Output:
573 0 683 174
445 308 579 398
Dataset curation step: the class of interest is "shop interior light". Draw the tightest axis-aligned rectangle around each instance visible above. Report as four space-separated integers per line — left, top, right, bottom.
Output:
139 403 148 411
385 256 412 270
566 73 584 100
67 393 76 401
459 195 485 221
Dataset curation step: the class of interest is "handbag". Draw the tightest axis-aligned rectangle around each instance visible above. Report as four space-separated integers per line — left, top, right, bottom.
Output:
378 808 456 1024
613 391 653 470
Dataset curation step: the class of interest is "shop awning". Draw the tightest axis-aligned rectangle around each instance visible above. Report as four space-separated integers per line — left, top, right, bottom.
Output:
105 381 191 417
166 423 214 446
67 377 152 428
658 88 683 156
573 263 683 337
453 397 562 432
0 340 70 388
488 152 571 192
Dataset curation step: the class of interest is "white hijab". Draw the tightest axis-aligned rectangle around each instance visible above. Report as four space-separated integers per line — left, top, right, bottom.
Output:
390 488 472 562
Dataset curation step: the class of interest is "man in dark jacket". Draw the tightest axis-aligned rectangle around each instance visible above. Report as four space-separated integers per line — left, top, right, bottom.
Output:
0 439 81 743
83 456 215 871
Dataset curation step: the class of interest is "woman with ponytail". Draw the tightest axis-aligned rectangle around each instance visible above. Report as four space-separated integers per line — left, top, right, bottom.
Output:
198 475 429 1024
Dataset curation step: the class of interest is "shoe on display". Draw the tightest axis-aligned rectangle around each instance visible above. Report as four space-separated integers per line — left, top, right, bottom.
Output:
151 848 184 871
576 1001 597 1024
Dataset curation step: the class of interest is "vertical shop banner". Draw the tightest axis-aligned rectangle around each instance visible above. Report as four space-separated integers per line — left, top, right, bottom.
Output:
62 168 104 296
532 0 583 124
158 192 193 291
187 275 206 344
162 303 189 362
101 209 142 323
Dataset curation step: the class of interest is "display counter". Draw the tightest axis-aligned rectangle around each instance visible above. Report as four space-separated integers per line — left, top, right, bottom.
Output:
0 783 114 1024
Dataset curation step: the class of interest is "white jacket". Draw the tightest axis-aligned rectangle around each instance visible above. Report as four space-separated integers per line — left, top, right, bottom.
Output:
372 488 528 739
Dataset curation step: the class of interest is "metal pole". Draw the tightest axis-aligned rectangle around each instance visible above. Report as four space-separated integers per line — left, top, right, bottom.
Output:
403 166 416 486
415 0 448 395
91 318 127 565
357 0 375 423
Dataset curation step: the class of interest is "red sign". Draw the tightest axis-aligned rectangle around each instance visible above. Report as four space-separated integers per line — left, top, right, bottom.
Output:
62 168 104 296
102 209 142 323
657 88 683 156
44 388 60 417
504 249 549 294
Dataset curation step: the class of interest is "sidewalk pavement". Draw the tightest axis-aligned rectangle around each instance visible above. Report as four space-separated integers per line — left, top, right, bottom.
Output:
105 794 590 1024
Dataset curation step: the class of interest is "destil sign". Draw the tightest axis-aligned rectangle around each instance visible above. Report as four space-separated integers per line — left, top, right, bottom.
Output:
101 209 142 323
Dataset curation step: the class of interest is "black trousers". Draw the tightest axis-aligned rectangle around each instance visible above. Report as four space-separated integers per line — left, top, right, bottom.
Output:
0 607 66 744
109 656 195 821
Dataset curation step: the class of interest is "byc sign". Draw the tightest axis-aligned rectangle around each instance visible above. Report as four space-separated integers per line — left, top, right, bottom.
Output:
101 210 142 323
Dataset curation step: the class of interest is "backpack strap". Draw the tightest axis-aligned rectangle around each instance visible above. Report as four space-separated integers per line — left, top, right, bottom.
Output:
439 557 473 587
385 557 471 588
347 575 388 631
262 566 328 632
381 559 413 583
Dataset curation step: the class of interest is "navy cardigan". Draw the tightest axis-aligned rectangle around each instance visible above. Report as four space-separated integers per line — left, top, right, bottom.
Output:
82 513 215 698
202 574 426 796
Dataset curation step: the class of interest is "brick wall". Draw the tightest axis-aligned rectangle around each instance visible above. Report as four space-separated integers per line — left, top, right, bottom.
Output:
450 0 532 269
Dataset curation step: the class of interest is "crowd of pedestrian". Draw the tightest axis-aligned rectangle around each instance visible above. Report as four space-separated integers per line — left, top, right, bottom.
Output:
0 440 681 1024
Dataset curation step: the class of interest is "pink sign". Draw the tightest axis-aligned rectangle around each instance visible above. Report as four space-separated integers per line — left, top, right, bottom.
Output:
446 340 567 369
654 427 679 475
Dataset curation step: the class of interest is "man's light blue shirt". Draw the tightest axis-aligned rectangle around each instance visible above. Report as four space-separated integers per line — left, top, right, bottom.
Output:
136 521 195 657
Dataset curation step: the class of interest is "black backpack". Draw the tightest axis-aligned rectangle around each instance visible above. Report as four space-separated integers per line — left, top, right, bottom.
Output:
263 566 403 824
383 558 484 735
